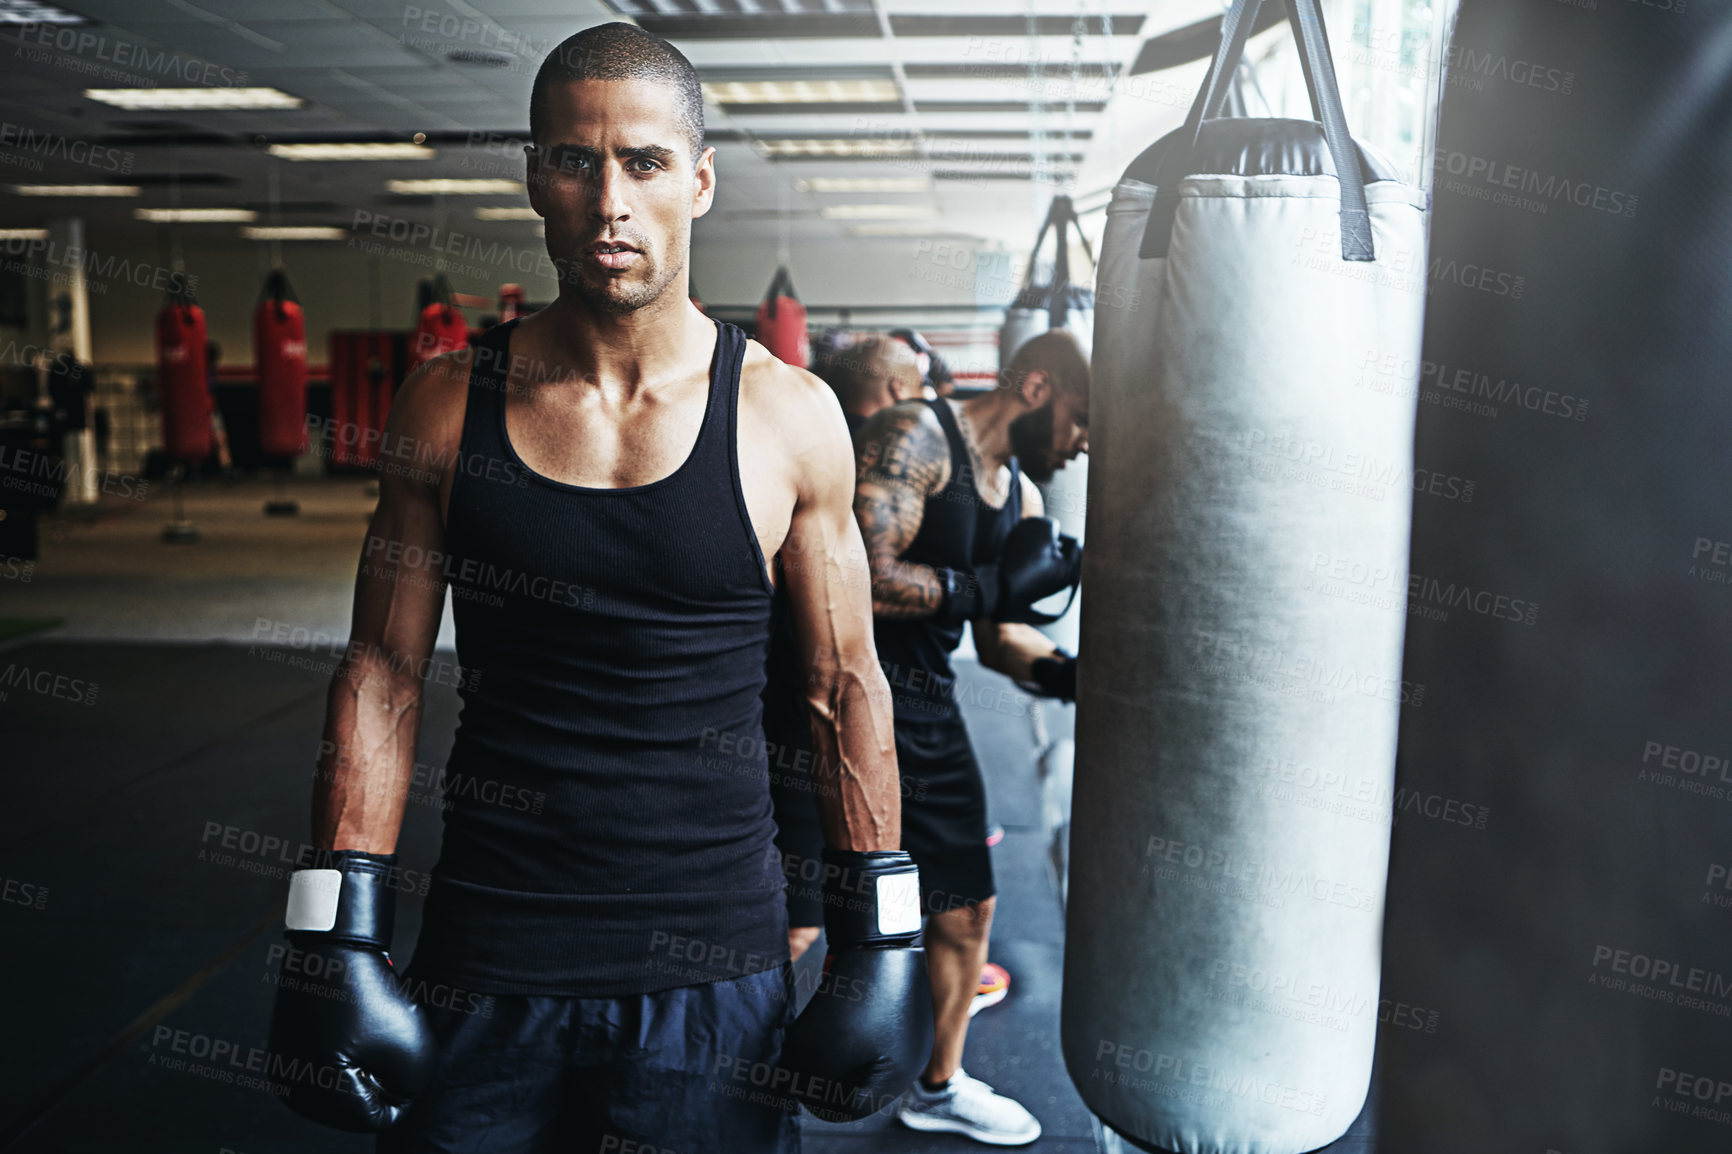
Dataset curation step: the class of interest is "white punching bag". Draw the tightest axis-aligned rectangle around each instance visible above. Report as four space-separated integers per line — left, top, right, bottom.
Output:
1062 1 1430 1152
1002 194 1097 652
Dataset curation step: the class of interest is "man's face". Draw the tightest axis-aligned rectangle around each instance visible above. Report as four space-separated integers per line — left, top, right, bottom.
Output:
526 77 714 315
1008 374 1090 484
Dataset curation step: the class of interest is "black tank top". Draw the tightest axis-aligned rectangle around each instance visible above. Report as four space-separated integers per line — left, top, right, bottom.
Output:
412 317 787 996
873 399 1022 723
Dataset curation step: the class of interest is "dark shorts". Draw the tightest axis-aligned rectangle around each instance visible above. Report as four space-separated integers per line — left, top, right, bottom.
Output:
378 966 801 1154
896 711 995 913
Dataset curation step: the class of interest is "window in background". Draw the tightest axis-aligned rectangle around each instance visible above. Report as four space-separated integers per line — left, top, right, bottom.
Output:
1251 0 1459 193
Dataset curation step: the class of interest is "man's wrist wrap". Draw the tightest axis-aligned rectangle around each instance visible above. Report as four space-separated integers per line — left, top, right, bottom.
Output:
820 848 923 949
284 850 398 950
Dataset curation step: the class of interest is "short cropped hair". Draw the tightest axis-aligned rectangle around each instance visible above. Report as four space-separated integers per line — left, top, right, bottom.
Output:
823 335 896 405
529 22 705 160
1005 329 1090 397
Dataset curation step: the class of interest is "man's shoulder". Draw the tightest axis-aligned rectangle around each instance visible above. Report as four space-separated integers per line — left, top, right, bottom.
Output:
396 353 471 415
737 338 854 450
383 347 474 471
738 337 833 412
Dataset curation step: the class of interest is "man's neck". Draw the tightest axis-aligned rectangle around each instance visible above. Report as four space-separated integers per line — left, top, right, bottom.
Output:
957 391 1021 471
526 282 707 395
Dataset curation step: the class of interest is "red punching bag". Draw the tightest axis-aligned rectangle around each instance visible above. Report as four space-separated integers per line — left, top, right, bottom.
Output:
157 301 211 464
254 269 308 459
410 277 469 369
410 302 468 368
754 266 809 368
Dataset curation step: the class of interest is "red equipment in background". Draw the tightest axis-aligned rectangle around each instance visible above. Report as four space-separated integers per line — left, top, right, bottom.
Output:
331 279 474 471
156 301 210 464
410 302 468 368
754 266 809 368
254 269 309 459
410 276 470 369
498 283 526 322
327 332 404 470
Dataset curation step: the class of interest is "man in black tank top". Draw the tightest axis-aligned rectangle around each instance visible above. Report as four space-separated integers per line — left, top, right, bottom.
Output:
852 330 1090 1146
262 24 932 1154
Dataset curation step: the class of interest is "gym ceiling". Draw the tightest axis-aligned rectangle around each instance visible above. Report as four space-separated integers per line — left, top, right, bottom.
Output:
0 0 1269 257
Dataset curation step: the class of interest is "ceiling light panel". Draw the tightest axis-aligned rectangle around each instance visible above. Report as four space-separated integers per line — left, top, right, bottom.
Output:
474 206 540 220
704 79 901 105
888 14 1143 37
699 66 895 83
845 223 972 237
85 88 303 111
608 0 879 39
797 177 932 193
388 179 523 195
0 1 89 23
269 143 435 162
11 185 140 197
134 208 257 222
242 227 346 240
757 139 918 158
819 204 938 220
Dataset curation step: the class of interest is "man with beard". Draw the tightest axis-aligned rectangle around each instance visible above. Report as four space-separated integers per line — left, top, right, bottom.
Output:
853 329 1088 1145
265 22 930 1153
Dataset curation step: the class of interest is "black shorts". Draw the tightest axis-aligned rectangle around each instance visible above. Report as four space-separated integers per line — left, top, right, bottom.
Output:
896 711 995 913
378 966 801 1154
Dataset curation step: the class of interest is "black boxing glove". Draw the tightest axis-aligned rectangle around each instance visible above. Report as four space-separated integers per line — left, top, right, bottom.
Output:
996 517 1082 625
1025 649 1077 703
935 562 999 629
778 849 934 1122
266 851 436 1132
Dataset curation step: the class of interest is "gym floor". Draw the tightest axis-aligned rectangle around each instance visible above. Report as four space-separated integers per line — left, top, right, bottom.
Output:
0 477 1100 1153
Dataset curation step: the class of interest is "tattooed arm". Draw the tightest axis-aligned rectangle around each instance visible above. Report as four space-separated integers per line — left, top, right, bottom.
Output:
853 401 953 618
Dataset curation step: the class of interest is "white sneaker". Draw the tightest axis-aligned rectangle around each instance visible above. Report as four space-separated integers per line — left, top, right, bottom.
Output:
897 1068 1042 1146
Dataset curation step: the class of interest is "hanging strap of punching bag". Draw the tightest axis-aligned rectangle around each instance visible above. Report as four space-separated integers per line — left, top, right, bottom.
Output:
1287 0 1372 259
1139 0 1374 262
763 265 798 320
1049 196 1074 330
1017 206 1057 295
1047 194 1100 331
261 267 297 321
1017 196 1098 329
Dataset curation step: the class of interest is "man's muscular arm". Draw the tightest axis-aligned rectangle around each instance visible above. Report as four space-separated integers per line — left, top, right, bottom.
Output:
854 403 951 618
313 357 465 852
777 371 901 851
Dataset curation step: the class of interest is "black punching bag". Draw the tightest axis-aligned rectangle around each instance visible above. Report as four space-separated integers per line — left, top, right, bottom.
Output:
1380 2 1732 1151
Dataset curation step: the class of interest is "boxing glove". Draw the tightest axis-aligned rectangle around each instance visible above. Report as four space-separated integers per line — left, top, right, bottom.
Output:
1025 648 1077 702
266 851 436 1132
936 517 1081 628
996 516 1082 625
779 849 934 1122
935 562 1000 628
